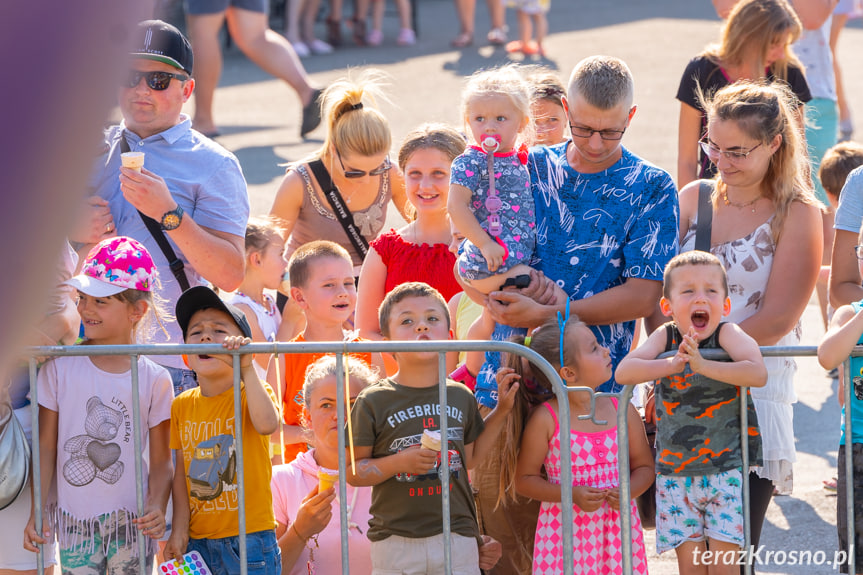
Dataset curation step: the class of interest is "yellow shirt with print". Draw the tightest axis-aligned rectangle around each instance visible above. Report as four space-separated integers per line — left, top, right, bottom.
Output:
170 382 278 539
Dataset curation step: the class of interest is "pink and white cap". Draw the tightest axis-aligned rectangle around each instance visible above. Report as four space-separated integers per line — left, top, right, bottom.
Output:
65 236 156 297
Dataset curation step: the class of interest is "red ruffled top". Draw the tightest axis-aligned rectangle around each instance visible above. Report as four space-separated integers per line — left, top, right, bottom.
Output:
371 229 461 301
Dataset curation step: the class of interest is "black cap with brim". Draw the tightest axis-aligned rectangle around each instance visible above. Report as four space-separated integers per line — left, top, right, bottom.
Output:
131 20 194 76
176 286 252 340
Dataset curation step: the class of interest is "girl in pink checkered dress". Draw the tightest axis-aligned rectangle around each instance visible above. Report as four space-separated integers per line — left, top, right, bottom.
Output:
500 312 653 574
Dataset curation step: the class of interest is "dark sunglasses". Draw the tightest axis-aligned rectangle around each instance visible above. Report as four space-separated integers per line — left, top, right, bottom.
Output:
337 150 391 179
125 70 189 91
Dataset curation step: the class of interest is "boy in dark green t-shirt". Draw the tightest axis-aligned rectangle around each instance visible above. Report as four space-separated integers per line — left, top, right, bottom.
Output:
348 282 517 574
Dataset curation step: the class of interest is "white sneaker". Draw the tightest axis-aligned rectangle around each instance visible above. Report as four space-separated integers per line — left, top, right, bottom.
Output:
292 41 310 57
308 39 334 54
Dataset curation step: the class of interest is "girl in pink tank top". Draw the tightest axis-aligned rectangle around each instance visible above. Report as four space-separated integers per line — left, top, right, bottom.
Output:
499 313 654 574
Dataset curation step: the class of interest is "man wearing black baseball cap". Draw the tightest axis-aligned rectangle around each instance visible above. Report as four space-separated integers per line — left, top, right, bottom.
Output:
75 19 250 396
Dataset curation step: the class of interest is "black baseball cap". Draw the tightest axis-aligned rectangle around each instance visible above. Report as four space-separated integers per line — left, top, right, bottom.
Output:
130 20 194 76
176 286 252 340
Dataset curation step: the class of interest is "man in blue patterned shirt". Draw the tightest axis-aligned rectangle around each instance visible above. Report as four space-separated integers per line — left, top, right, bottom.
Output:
488 56 679 392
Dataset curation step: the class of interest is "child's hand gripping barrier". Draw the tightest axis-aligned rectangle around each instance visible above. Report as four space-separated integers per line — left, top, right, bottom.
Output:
159 552 212 575
482 136 503 237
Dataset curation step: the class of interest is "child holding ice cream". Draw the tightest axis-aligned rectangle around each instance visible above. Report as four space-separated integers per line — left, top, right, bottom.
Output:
347 282 516 574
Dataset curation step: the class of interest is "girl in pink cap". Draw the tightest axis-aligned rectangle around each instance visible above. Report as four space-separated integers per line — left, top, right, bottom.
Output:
23 237 174 575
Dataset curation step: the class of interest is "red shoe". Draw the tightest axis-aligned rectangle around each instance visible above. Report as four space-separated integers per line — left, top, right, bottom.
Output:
521 40 540 55
505 40 524 53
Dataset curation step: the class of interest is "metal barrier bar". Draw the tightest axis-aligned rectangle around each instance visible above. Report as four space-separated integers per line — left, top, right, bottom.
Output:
29 357 44 575
335 351 350 574
438 351 452 571
23 341 822 575
616 385 634 575
233 353 248 575
740 376 751 575
129 355 148 575
845 356 855 575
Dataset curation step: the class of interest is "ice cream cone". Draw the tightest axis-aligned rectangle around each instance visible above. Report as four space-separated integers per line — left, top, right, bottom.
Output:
421 429 441 451
121 151 145 172
318 467 338 491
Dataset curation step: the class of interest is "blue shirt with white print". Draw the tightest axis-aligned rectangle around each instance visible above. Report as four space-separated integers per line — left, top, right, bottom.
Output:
527 142 679 393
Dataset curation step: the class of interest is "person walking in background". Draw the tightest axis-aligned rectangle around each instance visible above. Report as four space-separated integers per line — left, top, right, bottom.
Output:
184 0 325 138
830 0 863 141
678 0 810 189
504 0 550 56
451 0 508 47
283 0 334 56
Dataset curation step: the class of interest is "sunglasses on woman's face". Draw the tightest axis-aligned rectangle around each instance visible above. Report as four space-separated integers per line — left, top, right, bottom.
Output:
337 150 392 178
124 70 189 91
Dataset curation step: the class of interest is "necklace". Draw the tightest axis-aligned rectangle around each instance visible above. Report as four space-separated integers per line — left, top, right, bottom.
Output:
722 189 762 213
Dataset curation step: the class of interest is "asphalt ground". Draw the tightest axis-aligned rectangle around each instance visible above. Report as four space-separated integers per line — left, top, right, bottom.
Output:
156 0 863 572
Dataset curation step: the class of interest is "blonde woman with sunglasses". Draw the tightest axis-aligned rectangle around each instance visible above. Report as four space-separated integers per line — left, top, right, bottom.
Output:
269 70 409 337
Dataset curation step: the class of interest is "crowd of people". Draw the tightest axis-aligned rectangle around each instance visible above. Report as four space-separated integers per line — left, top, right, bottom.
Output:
2 0 863 573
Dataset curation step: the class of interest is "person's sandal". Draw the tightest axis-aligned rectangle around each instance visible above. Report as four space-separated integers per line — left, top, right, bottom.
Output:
505 40 524 53
824 477 838 492
351 17 367 46
522 40 540 56
300 88 324 138
326 18 342 47
366 28 383 46
397 28 416 46
487 27 507 45
450 32 473 48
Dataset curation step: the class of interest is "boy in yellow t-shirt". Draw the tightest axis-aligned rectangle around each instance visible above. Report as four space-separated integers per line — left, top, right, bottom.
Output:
164 287 282 573
267 240 384 464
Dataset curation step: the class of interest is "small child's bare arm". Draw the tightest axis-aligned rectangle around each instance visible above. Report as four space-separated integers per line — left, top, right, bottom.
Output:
164 449 191 561
693 323 767 387
221 335 281 434
616 326 688 385
819 304 863 370
448 183 505 272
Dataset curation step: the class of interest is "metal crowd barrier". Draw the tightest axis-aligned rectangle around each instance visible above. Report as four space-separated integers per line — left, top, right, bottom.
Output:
24 342 846 575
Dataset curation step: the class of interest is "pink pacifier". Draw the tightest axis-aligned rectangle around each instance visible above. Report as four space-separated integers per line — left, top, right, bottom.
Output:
482 136 503 235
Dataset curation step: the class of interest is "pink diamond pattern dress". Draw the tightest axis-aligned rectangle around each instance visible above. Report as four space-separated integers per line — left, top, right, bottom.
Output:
531 401 648 574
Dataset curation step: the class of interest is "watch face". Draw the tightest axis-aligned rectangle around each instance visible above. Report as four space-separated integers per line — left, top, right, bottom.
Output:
162 212 181 230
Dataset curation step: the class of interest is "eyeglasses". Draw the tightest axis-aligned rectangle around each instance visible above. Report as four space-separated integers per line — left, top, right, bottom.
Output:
700 139 762 164
125 70 189 91
569 124 626 141
854 245 863 260
337 151 391 179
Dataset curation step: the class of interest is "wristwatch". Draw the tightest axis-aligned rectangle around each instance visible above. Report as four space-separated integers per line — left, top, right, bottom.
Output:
160 205 184 231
